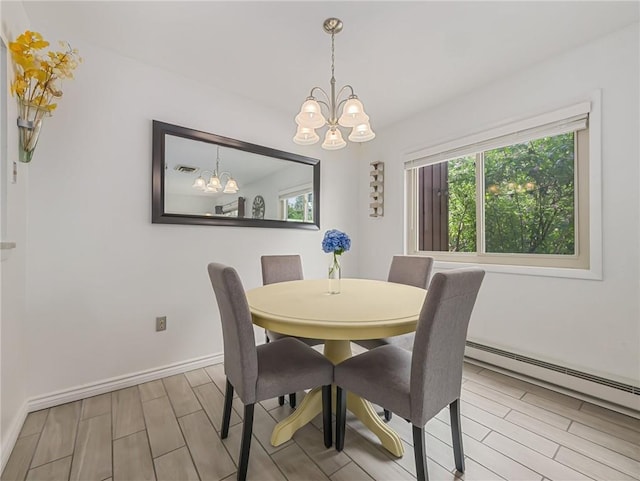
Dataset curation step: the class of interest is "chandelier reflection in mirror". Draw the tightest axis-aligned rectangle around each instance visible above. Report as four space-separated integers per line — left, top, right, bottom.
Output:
293 17 375 150
192 146 239 194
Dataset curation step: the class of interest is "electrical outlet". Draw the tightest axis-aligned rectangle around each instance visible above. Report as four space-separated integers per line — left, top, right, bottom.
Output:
156 316 167 332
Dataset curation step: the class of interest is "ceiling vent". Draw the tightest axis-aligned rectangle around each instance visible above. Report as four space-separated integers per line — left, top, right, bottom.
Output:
174 165 199 174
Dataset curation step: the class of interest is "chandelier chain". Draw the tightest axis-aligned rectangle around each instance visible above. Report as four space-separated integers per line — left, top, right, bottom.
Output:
331 31 335 80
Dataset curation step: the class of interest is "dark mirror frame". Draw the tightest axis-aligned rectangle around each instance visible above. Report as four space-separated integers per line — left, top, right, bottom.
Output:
152 120 320 229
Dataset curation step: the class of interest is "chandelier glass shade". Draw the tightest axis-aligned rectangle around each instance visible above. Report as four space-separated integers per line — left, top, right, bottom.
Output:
293 18 375 150
192 146 239 194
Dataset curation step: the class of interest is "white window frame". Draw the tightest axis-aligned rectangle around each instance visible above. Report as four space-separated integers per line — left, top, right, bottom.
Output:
404 94 602 280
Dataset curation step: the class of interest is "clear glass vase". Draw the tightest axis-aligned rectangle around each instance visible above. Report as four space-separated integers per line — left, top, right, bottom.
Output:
328 252 341 294
17 99 50 163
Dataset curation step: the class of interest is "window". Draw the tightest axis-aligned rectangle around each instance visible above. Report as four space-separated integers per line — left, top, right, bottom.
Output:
406 103 592 271
279 185 314 223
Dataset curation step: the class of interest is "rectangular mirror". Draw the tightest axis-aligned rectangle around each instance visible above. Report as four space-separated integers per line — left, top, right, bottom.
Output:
152 121 320 229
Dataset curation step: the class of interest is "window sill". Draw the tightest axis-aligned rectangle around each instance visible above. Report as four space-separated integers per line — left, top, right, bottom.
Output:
434 259 602 280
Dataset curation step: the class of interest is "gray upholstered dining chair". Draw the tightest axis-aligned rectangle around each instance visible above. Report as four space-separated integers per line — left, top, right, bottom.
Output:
208 263 334 481
387 255 434 289
334 268 485 481
261 254 323 408
354 255 433 420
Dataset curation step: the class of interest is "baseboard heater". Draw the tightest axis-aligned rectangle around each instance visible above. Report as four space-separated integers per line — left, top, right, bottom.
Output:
465 341 639 396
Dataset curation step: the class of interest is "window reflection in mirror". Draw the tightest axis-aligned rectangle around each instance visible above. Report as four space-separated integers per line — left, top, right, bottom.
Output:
279 186 314 223
152 121 320 229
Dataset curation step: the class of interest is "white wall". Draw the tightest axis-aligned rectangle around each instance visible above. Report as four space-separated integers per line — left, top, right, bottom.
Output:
21 33 360 398
0 0 31 467
358 24 640 387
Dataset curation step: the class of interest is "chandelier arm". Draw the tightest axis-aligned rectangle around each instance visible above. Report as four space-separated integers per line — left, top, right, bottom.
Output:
336 85 356 100
310 86 330 103
335 85 357 114
315 99 331 116
336 98 350 113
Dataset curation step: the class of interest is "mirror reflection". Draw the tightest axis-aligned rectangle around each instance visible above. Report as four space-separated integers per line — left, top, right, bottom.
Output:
152 121 320 229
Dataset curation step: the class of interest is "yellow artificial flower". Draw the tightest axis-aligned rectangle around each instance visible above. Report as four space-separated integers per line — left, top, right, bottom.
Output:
9 30 80 161
8 29 80 112
11 77 28 97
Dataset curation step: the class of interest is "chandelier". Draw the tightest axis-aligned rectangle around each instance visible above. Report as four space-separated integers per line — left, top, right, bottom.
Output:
192 146 239 194
293 18 375 150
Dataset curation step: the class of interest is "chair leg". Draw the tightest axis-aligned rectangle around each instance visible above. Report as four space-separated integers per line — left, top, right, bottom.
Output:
335 386 347 452
322 385 332 448
289 392 297 409
449 398 465 473
412 424 429 481
221 379 234 439
384 409 392 421
238 404 255 481
278 395 285 406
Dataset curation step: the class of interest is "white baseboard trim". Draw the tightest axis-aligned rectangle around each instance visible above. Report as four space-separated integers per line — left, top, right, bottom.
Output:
1 401 28 473
2 353 224 473
465 347 640 417
28 352 224 412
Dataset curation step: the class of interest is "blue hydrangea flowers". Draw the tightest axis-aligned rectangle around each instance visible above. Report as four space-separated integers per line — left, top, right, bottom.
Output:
322 229 351 255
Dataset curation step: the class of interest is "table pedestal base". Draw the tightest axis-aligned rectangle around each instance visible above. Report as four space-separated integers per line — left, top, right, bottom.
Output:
270 339 404 457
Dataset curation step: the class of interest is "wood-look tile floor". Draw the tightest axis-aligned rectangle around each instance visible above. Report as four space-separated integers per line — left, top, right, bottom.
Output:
3 356 640 481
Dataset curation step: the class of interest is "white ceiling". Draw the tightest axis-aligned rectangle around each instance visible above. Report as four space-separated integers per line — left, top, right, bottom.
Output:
22 1 639 130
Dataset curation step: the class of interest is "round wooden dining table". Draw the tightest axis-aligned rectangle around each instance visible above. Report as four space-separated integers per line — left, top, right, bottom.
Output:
246 278 427 457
